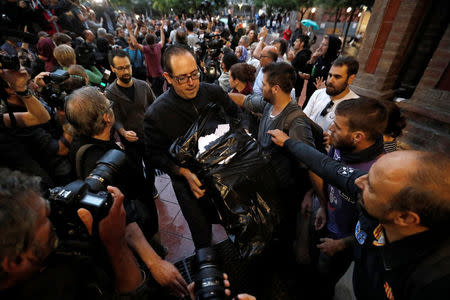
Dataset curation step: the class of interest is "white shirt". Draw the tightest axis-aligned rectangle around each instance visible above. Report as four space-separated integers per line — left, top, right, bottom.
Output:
253 68 263 95
303 88 359 131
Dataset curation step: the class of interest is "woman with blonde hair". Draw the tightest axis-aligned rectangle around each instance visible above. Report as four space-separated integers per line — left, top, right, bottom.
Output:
53 44 102 85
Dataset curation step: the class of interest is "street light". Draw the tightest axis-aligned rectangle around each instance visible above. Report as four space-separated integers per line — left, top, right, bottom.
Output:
238 3 243 16
311 7 316 13
346 7 352 13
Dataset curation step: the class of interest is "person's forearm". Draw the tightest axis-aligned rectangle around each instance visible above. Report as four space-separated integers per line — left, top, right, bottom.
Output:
104 239 143 293
253 38 265 59
284 139 364 198
20 94 50 126
308 171 327 208
125 223 163 270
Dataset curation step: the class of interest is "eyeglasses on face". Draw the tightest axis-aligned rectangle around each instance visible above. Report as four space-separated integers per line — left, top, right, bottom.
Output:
170 70 200 84
114 64 131 71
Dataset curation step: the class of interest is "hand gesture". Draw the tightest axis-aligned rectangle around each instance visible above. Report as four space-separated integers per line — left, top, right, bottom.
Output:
122 130 139 142
317 238 344 257
314 76 326 89
314 206 327 230
267 129 290 147
150 259 188 297
126 21 133 32
287 49 295 62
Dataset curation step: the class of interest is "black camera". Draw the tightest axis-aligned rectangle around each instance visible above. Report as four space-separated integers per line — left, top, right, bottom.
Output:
74 37 96 68
48 149 127 240
194 247 225 300
40 69 85 109
0 54 20 70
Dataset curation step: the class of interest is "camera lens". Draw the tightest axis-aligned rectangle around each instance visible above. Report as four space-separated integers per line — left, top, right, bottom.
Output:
194 247 225 300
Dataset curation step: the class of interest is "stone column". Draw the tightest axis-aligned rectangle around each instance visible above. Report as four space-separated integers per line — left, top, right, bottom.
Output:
351 0 428 100
399 26 450 152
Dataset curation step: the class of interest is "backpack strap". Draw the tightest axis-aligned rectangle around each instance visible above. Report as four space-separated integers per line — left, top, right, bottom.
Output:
282 107 327 154
75 144 95 179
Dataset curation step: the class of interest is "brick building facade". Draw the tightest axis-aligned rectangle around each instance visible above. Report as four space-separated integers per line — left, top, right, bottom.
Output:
351 0 449 152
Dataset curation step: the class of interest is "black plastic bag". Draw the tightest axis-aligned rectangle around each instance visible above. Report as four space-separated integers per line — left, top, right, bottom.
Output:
170 104 280 258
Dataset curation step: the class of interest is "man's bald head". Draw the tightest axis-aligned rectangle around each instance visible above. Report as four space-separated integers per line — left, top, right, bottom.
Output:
260 46 278 67
377 151 450 229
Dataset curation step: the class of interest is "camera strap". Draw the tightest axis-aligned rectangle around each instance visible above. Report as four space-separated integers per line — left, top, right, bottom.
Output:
75 143 95 179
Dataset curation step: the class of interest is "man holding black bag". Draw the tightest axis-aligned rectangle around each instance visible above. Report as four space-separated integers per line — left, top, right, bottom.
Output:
143 45 244 250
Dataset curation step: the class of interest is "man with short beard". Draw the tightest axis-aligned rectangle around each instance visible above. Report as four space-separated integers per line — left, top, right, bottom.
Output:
304 56 359 132
105 49 158 199
305 98 387 300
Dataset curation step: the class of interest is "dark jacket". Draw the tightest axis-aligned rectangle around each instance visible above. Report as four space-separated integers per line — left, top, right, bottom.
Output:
105 78 155 139
292 49 312 98
283 139 450 300
143 83 243 176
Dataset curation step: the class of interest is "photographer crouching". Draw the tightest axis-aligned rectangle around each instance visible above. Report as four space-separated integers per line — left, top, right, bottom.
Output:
0 168 145 299
65 86 188 297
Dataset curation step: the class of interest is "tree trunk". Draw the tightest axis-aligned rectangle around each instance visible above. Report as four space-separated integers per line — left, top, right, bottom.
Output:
342 8 355 51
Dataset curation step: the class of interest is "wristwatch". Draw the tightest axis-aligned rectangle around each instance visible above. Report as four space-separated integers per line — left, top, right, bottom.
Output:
15 89 32 97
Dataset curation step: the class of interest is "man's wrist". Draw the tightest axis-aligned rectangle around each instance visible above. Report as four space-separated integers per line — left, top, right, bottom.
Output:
15 89 33 97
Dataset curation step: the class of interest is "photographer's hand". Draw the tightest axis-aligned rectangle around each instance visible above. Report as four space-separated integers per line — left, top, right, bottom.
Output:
34 72 50 88
78 186 143 293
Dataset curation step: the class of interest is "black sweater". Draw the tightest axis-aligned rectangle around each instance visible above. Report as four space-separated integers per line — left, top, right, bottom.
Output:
143 83 242 176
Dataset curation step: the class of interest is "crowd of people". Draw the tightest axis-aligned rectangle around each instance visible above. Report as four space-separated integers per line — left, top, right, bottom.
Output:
0 0 449 299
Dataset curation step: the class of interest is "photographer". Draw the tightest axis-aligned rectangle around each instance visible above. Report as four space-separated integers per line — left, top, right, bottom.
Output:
66 86 188 297
0 67 67 188
0 168 145 299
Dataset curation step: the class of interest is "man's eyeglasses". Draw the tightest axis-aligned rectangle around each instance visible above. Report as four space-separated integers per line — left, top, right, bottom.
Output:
170 70 201 84
114 65 131 71
320 101 335 117
104 100 114 114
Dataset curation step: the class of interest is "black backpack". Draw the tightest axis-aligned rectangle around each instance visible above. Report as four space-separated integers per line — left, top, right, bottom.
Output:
282 106 327 154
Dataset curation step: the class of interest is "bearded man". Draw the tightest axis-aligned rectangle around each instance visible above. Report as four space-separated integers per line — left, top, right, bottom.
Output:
303 56 359 132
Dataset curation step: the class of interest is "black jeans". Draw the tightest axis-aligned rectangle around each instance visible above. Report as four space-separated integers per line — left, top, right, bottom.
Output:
170 175 218 249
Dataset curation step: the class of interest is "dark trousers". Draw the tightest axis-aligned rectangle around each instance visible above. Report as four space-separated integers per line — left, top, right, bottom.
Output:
316 236 354 300
121 139 159 238
170 175 218 249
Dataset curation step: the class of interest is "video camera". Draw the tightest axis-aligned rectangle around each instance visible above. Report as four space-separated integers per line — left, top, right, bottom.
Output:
48 149 127 241
40 69 85 109
73 37 96 68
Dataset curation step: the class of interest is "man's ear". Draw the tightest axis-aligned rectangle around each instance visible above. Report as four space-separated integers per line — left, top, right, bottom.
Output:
104 112 114 124
348 74 356 85
2 254 24 274
393 211 421 227
352 131 366 144
163 72 173 85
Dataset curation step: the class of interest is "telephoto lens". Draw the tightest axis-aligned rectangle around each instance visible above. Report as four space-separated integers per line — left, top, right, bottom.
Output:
194 247 225 300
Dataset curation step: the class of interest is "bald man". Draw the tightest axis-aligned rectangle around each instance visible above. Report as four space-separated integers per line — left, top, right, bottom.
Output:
268 129 450 300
